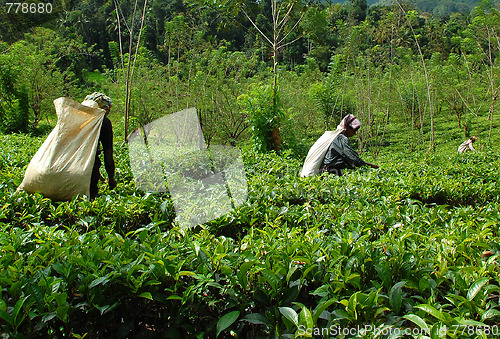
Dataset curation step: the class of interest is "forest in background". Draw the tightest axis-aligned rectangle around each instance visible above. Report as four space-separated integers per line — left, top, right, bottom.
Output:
1 0 500 154
332 0 480 16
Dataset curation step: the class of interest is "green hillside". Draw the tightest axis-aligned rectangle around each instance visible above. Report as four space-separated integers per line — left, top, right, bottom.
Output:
331 0 481 15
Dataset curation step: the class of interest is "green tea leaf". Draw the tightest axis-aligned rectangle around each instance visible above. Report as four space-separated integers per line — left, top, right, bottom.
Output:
313 299 336 324
216 310 240 337
166 295 182 301
28 284 44 307
262 269 279 292
56 305 70 322
403 314 430 333
456 319 486 326
374 307 390 319
0 310 13 327
242 313 271 326
281 285 300 306
175 271 196 280
302 264 318 279
279 307 298 327
96 301 120 315
295 302 313 329
12 295 28 325
89 276 109 289
481 309 500 321
347 292 358 319
253 288 270 305
414 304 446 322
310 284 329 298
139 292 153 300
375 263 392 291
54 292 67 307
467 277 489 301
389 281 405 314
237 261 256 290
286 266 298 284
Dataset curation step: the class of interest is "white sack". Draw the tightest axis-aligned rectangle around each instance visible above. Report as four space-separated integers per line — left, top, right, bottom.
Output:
300 126 344 177
18 97 105 200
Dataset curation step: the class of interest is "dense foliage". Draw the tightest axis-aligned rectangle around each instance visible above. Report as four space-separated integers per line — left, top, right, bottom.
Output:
1 130 500 337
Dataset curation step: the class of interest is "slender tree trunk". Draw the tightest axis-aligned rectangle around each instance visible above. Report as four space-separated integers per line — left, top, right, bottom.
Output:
242 0 304 152
486 26 496 144
123 0 138 142
396 0 434 151
378 24 395 153
378 63 393 155
459 51 481 142
271 0 281 152
115 0 148 142
114 0 125 70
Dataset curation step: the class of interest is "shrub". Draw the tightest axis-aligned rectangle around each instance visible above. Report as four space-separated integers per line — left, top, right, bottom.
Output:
0 97 30 134
239 84 285 153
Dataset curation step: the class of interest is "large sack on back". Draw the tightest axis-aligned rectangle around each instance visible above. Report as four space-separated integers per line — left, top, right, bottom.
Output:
18 97 105 200
300 128 343 177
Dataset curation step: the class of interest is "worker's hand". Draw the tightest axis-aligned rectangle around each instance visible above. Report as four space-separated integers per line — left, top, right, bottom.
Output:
108 177 117 190
369 163 379 169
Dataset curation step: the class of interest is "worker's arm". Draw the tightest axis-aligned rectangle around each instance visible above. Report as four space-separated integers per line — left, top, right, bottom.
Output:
338 135 379 169
103 149 116 189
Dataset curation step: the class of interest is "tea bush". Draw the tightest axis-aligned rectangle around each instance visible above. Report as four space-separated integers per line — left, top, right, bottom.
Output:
1 133 500 338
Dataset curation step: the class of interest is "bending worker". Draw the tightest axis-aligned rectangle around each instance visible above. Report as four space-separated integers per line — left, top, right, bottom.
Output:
458 136 477 153
301 114 378 177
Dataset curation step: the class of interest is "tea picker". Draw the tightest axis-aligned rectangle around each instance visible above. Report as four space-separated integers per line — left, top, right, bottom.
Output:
300 114 379 177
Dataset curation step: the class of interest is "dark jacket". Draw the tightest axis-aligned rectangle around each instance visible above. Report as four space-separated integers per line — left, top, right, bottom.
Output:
322 133 366 170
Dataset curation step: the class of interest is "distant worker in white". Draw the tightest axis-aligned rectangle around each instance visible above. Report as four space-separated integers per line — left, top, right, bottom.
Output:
458 136 477 153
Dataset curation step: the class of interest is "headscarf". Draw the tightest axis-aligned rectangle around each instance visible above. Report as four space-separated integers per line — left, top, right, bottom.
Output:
84 92 112 110
341 114 361 130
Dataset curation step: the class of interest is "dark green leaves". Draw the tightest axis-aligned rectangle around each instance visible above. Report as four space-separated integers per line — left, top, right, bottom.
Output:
217 311 240 337
389 281 406 315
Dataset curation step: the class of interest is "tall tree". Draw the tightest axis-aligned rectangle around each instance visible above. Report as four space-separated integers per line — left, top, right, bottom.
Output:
348 0 367 24
241 0 307 151
194 0 308 151
113 0 149 141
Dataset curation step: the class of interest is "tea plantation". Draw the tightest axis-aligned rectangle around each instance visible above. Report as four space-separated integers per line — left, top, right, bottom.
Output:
1 127 499 338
